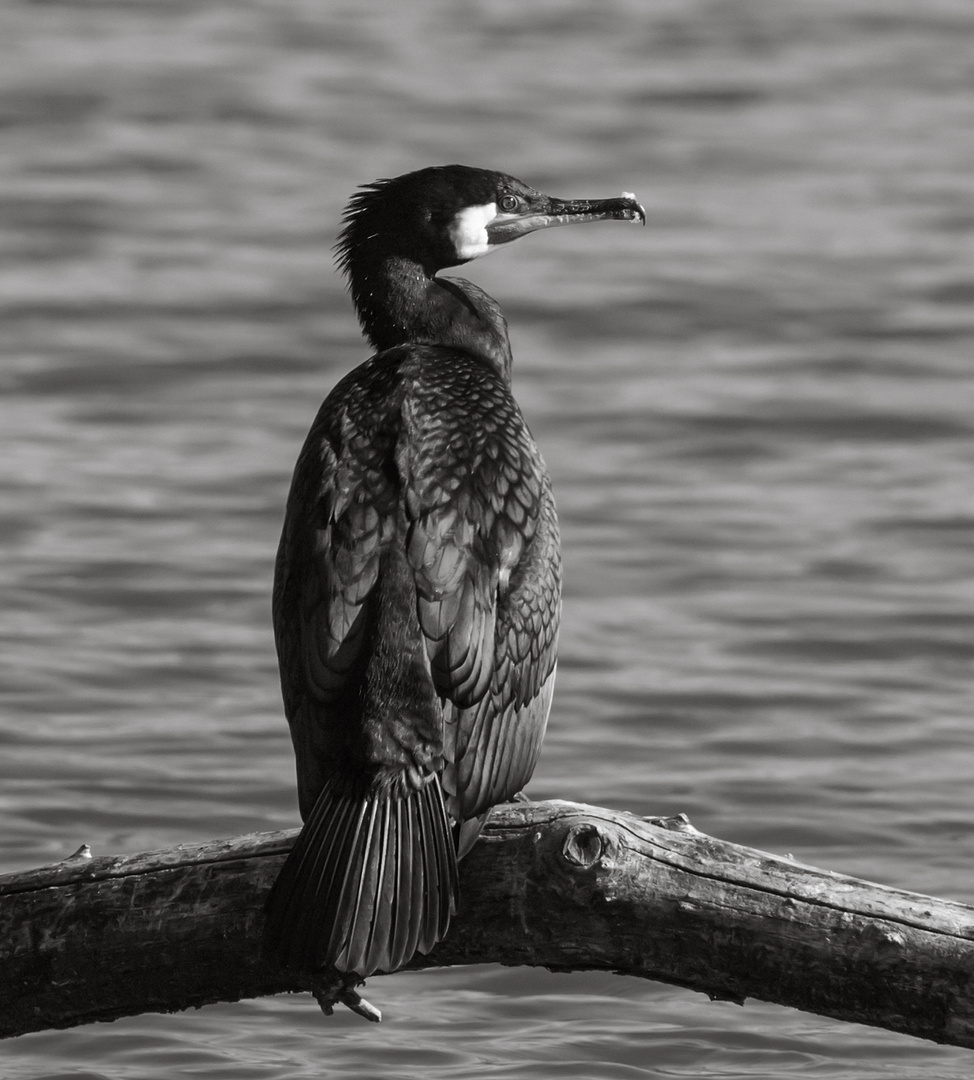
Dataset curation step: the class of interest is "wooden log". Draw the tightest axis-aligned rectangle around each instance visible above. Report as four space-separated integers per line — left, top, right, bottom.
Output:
2 800 973 1046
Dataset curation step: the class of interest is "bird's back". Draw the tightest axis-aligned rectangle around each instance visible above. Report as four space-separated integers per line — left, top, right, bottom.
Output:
266 342 560 975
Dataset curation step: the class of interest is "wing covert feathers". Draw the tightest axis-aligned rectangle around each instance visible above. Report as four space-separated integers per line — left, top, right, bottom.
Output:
270 345 561 976
266 773 458 977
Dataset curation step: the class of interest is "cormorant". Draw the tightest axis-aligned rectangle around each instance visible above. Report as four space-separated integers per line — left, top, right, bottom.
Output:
265 165 645 991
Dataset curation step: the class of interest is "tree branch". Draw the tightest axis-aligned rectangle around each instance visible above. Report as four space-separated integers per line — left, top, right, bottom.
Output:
2 800 973 1046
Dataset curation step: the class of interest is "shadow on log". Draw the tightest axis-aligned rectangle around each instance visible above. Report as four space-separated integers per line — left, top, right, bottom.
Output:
2 800 973 1046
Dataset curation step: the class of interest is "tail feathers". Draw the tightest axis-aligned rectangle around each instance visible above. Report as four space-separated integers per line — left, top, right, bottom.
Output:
265 774 459 977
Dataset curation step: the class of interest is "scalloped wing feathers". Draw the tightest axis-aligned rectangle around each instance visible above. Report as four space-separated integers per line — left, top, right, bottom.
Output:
273 345 559 815
268 344 560 975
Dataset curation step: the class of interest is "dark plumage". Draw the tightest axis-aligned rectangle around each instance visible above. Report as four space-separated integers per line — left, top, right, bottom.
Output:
265 165 645 980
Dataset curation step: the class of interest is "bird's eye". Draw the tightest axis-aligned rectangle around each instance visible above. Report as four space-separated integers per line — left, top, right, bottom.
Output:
499 194 519 212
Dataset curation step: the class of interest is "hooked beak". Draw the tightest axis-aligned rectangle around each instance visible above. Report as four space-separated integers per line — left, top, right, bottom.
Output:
487 191 646 246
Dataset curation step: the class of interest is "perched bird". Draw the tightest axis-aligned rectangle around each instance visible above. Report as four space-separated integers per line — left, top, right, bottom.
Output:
265 165 645 984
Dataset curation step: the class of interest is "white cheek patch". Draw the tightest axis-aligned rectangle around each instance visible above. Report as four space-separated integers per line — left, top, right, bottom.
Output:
448 202 497 260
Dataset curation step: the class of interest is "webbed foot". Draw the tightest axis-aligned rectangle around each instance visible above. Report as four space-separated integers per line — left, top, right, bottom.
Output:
310 972 382 1023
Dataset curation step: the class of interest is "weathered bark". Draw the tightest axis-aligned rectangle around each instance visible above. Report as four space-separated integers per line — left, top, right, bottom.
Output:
2 800 973 1046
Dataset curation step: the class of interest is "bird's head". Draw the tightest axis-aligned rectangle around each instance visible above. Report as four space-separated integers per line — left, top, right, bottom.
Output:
336 164 646 278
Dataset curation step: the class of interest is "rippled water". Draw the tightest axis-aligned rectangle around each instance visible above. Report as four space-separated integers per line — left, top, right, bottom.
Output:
3 0 974 1075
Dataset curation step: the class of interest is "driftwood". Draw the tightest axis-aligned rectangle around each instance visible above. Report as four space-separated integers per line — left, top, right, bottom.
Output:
1 799 973 1046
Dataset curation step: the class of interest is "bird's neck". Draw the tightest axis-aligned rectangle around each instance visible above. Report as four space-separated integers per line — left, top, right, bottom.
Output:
349 255 513 379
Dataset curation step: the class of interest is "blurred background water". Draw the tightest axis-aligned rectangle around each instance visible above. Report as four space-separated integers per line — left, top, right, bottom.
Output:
2 0 974 1075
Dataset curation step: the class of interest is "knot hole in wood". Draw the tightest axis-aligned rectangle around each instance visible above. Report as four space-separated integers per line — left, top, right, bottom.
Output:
562 823 606 869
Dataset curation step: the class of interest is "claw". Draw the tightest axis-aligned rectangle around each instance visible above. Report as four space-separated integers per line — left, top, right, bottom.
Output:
338 987 382 1022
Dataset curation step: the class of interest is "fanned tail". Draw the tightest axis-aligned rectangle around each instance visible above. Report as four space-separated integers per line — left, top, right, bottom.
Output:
265 773 459 977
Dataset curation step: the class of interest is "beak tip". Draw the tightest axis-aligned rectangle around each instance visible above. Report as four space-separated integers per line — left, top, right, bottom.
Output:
621 191 647 226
